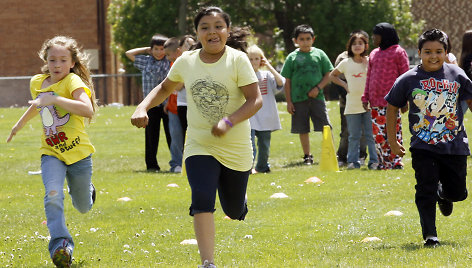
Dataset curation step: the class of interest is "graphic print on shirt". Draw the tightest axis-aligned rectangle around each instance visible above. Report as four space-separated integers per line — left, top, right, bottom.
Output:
293 58 319 99
191 76 229 124
259 76 268 95
37 92 70 136
412 78 461 144
352 72 364 78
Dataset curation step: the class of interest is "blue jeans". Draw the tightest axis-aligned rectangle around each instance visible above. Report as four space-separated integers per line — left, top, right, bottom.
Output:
41 154 94 258
251 129 271 172
346 112 378 166
168 112 183 169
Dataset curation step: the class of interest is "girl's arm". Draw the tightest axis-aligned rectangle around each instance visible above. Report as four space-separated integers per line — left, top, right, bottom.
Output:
125 47 150 62
262 57 284 87
329 69 349 93
6 104 39 143
29 88 94 118
131 78 183 128
386 103 405 156
211 82 262 137
362 60 373 110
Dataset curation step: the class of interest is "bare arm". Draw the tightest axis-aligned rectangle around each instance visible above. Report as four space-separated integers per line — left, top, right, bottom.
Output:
262 56 284 87
386 103 405 156
125 47 151 62
211 82 262 136
131 78 183 128
28 88 94 118
6 104 39 143
329 69 349 93
284 78 295 114
308 71 331 98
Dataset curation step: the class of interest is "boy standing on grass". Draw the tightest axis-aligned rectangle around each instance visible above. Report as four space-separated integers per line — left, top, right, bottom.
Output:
386 29 472 247
126 34 172 172
281 24 334 165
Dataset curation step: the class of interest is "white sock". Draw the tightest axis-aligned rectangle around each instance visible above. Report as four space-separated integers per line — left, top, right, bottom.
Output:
425 235 438 242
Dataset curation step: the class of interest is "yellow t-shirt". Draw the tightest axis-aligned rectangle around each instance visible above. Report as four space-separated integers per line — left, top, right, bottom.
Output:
167 46 258 171
30 73 95 165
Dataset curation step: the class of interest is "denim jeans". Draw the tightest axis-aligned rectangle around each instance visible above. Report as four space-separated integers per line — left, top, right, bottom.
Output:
41 154 93 258
251 129 271 172
168 112 183 169
346 112 378 166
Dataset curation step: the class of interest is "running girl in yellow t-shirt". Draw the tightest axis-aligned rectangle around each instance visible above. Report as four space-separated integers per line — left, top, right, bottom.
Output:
7 36 98 268
131 7 262 267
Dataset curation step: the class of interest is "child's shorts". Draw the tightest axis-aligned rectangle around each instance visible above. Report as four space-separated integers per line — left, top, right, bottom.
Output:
185 155 249 220
291 98 331 133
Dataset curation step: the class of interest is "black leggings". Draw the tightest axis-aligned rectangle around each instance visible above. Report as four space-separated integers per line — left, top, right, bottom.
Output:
185 155 249 220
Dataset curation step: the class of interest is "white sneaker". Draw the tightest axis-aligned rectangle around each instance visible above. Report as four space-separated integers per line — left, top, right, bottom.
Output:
368 162 379 170
347 163 357 169
171 166 182 173
198 260 216 268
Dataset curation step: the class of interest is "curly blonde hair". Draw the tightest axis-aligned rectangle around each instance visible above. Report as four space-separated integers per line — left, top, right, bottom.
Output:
38 36 98 120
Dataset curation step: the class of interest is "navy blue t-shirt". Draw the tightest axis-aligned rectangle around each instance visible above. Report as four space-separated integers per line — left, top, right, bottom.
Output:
385 63 472 155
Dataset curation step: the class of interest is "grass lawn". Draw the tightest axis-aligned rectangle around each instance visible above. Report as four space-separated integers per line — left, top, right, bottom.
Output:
2 101 472 267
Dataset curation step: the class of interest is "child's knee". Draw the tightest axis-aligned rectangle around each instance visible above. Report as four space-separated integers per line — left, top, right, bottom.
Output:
222 203 248 221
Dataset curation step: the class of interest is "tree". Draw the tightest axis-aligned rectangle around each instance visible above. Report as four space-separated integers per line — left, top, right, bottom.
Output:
107 0 423 71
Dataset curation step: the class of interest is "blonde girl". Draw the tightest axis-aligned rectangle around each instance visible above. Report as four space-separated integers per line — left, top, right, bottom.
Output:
247 44 285 173
7 36 97 268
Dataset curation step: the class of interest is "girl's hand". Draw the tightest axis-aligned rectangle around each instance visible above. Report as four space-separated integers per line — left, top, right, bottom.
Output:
29 94 56 107
131 107 149 128
211 118 232 137
362 102 370 111
6 124 21 143
260 56 268 67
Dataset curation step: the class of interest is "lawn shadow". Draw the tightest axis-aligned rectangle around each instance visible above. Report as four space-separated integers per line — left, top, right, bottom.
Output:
133 169 180 174
282 161 319 168
372 240 460 252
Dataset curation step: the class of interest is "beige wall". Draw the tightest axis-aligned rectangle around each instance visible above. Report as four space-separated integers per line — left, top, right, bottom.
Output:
411 0 472 58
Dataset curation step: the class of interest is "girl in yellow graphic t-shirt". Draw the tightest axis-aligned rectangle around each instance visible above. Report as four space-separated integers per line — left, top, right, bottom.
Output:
7 36 98 268
131 7 262 267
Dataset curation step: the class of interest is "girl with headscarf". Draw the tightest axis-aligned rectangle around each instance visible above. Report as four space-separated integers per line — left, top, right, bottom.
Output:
362 22 410 169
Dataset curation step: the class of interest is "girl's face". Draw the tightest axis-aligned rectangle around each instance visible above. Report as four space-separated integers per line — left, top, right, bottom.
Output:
351 37 367 56
47 45 75 83
372 34 381 47
248 52 262 71
419 40 446 72
196 13 229 54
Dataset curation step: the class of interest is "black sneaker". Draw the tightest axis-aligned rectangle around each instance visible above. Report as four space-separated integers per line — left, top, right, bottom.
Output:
91 183 96 205
424 239 440 247
52 246 72 267
437 183 453 216
303 154 314 165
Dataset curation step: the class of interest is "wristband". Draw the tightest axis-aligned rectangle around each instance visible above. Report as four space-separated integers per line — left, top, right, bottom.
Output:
315 85 321 91
222 117 233 128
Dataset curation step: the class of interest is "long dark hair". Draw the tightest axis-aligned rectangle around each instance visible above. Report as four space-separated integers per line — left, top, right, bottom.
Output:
459 30 472 69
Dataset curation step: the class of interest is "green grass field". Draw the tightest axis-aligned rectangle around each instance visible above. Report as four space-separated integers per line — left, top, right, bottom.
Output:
2 101 472 267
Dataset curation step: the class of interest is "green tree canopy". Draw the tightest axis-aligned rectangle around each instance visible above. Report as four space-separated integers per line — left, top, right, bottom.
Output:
108 0 423 71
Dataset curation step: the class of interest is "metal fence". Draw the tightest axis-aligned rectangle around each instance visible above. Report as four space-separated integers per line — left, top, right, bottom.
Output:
0 74 144 107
